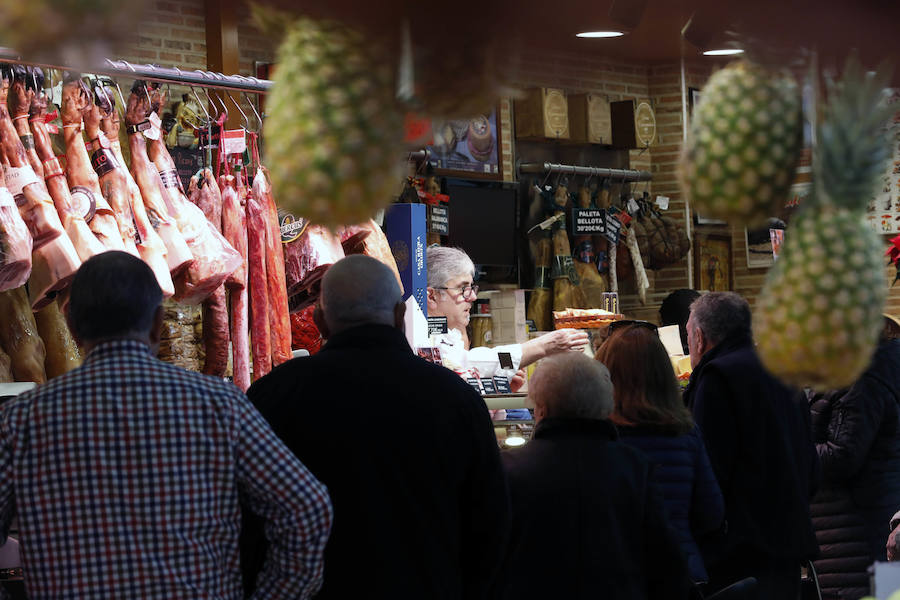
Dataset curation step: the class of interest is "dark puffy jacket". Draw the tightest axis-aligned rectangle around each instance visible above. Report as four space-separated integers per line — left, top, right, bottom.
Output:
618 424 725 583
809 338 900 600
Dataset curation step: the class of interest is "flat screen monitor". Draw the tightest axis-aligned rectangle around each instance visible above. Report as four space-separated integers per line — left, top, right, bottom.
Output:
445 182 517 269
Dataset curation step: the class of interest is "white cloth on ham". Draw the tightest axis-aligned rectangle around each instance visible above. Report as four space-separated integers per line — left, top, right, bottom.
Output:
284 224 345 313
0 186 33 292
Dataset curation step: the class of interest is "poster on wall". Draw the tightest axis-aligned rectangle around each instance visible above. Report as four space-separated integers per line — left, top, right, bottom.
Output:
427 109 502 179
694 233 732 292
866 105 900 234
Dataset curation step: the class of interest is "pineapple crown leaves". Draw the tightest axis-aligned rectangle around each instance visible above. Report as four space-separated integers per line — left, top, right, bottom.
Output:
813 54 895 210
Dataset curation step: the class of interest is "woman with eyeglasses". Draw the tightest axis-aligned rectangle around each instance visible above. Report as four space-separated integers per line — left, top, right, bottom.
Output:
426 246 588 392
595 324 724 587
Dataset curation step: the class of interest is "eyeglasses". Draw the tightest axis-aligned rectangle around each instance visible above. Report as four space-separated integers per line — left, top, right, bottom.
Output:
432 284 479 300
606 319 658 335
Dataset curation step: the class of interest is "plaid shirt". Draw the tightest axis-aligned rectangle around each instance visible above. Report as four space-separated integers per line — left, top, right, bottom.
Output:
0 340 332 599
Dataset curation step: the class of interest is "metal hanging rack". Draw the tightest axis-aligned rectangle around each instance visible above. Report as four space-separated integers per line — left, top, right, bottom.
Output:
518 161 652 182
0 47 271 93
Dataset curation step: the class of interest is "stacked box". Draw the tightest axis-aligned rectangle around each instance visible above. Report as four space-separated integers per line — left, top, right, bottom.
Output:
384 204 428 316
486 289 528 345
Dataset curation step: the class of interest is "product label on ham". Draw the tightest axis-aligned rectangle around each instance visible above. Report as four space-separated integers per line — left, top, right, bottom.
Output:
221 129 246 155
90 149 120 177
69 185 97 223
3 165 39 202
143 111 162 141
551 254 581 285
158 169 183 192
278 208 309 244
0 188 15 210
19 133 34 151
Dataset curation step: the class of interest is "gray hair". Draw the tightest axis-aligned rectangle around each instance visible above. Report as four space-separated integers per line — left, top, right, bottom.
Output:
689 291 751 347
426 246 474 288
529 353 614 420
320 255 403 333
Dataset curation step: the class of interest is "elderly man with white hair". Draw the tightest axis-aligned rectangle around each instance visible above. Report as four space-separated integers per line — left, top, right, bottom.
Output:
243 254 510 600
500 353 692 600
426 246 588 388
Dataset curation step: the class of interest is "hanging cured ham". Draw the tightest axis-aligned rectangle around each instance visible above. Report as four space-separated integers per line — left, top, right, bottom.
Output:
0 165 32 292
27 70 105 263
220 172 250 391
0 286 46 383
34 298 81 379
339 219 403 292
138 82 240 304
283 224 345 313
84 83 174 296
0 66 81 308
61 73 127 253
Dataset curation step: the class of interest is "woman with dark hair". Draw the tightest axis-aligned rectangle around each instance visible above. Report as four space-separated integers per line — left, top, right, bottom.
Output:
596 324 724 585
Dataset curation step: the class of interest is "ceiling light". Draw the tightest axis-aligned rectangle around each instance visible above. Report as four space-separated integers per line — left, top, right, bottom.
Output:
703 49 745 56
504 435 526 448
576 31 625 38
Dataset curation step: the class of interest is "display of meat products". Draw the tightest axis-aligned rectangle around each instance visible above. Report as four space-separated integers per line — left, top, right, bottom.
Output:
573 186 606 308
246 191 271 380
283 224 345 313
526 231 553 332
0 163 33 292
220 173 249 391
7 67 43 177
34 298 81 379
122 86 193 276
83 88 175 297
138 82 240 304
290 306 322 355
0 344 12 383
187 170 229 377
27 74 105 263
252 167 291 366
339 219 404 293
0 67 81 309
61 74 127 252
0 286 46 383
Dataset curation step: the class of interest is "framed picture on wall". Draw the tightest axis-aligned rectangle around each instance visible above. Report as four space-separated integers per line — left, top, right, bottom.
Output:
694 233 732 292
426 108 503 180
745 218 787 269
688 87 701 117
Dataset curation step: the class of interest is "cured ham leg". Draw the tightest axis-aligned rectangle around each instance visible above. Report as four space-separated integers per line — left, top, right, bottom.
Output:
0 167 32 292
252 167 290 366
61 74 126 252
283 224 344 312
84 87 174 296
7 67 43 177
340 219 403 291
246 191 271 380
0 286 46 383
28 74 105 263
220 173 249 391
34 298 81 379
122 88 193 277
139 82 240 304
188 169 229 377
0 67 81 308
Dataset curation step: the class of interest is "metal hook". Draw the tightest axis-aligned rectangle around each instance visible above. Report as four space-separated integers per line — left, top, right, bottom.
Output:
243 91 263 133
213 90 229 121
112 79 127 118
190 86 211 124
228 92 249 130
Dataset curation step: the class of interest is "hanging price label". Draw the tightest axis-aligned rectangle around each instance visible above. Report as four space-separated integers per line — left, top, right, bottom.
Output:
221 129 247 155
143 111 162 141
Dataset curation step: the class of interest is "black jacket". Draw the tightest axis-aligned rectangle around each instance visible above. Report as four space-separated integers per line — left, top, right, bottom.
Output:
684 333 820 569
241 324 510 599
809 338 900 599
500 417 692 600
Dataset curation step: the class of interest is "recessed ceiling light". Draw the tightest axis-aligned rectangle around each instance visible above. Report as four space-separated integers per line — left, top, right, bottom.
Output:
576 31 625 38
504 435 527 447
703 49 744 56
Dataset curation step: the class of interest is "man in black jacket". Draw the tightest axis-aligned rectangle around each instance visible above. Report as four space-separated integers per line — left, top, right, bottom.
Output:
501 353 692 600
684 292 820 599
241 255 510 599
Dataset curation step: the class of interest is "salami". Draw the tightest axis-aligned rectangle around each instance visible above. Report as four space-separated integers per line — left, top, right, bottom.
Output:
220 173 249 391
246 192 271 380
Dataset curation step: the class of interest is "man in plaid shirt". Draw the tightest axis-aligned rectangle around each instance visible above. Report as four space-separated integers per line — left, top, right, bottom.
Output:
0 251 333 599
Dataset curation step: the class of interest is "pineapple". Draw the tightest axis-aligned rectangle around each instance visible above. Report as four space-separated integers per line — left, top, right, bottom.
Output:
264 14 404 229
680 61 803 226
754 56 894 390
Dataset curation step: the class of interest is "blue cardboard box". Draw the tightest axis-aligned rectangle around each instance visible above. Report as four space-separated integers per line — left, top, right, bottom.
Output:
384 203 428 316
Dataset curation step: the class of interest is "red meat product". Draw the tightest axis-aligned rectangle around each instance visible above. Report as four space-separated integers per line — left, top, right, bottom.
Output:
7 70 43 177
0 169 32 292
0 70 80 309
340 219 403 293
252 167 291 366
246 192 271 380
29 83 105 264
138 83 240 304
220 173 249 391
290 306 322 355
284 224 345 313
61 75 127 253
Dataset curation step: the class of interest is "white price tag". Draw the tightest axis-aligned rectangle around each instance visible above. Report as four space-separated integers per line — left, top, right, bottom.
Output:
626 196 639 214
3 165 39 197
221 129 246 155
655 195 670 210
143 111 162 141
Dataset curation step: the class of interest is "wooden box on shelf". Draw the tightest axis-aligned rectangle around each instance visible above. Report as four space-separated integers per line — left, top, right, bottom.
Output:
514 88 570 139
567 93 612 144
610 99 657 149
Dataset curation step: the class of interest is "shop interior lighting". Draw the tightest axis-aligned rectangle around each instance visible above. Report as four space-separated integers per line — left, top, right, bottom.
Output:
703 48 744 56
576 31 625 38
504 434 526 448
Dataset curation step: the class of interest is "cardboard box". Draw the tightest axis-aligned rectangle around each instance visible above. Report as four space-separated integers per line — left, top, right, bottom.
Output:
515 88 570 139
568 93 612 144
611 99 657 149
489 290 528 344
384 204 428 316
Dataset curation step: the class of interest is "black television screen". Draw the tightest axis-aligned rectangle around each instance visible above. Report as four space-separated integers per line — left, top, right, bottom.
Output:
445 182 518 268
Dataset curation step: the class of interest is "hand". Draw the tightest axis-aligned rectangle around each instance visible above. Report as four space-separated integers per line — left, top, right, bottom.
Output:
509 369 527 393
888 524 900 561
542 328 590 355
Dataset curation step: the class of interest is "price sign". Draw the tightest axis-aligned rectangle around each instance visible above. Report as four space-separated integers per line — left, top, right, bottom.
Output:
604 209 623 244
427 204 450 236
427 316 448 336
571 208 607 235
